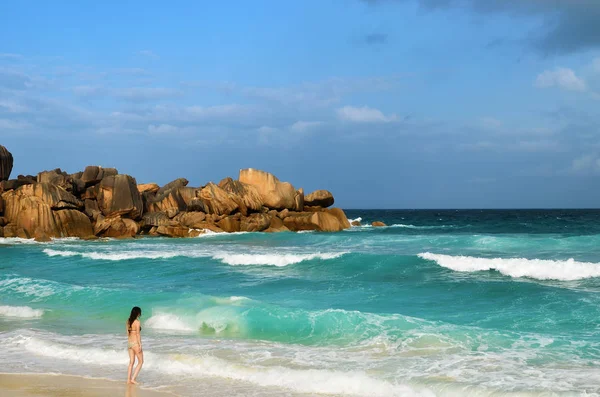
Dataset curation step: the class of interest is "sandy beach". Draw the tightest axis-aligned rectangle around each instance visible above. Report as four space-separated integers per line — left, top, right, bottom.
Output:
0 373 177 397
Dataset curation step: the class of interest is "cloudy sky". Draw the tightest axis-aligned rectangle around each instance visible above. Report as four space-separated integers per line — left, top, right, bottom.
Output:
1 0 600 208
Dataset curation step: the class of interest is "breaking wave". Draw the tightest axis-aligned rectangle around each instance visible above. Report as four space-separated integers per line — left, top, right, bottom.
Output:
419 252 600 281
212 252 348 266
0 305 44 318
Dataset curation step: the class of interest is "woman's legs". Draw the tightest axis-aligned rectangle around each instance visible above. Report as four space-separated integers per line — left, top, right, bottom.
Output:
130 347 144 384
127 348 135 383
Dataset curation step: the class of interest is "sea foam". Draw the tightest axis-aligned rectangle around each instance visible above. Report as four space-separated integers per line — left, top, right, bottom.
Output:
10 335 429 397
43 248 186 261
212 252 347 266
0 305 44 318
419 252 600 281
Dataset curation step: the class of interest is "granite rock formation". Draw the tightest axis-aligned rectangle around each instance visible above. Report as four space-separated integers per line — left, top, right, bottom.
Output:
0 144 350 239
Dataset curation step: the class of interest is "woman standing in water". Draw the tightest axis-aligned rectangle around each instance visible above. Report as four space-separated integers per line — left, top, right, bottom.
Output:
126 306 143 384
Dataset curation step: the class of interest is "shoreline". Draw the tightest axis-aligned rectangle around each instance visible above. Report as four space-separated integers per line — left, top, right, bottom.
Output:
0 373 178 397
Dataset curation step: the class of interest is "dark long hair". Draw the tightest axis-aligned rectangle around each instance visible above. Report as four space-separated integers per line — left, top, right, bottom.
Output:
127 306 142 333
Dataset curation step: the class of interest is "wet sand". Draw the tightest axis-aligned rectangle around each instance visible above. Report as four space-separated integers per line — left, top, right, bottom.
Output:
0 373 178 397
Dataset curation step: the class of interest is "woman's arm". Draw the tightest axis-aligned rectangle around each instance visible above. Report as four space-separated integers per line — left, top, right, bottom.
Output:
136 320 142 350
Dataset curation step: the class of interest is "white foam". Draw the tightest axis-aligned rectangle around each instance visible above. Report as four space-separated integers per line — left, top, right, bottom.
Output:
0 305 44 318
0 237 38 245
10 336 429 396
145 313 195 332
419 252 600 281
0 276 82 300
212 252 347 266
43 248 190 261
348 217 363 225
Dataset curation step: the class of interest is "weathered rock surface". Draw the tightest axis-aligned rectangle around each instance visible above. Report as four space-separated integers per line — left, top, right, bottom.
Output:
81 166 118 187
283 208 349 232
1 176 35 192
217 215 241 232
240 213 271 232
97 175 143 220
199 183 239 215
156 225 204 238
157 178 188 196
304 190 334 208
0 148 350 239
2 184 93 238
218 177 263 213
372 221 386 227
239 168 300 210
0 145 13 182
94 215 139 238
137 183 160 194
147 187 187 213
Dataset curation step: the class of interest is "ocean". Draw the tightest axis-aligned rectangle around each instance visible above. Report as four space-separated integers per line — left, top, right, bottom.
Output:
2 209 600 396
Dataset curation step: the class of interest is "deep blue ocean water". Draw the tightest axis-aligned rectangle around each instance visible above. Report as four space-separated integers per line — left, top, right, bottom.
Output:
2 209 600 396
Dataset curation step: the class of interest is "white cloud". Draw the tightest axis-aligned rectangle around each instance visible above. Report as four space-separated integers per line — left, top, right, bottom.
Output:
336 105 397 123
148 124 179 134
480 117 503 130
535 67 586 92
289 121 323 132
114 87 182 102
0 100 28 113
593 58 600 73
568 154 600 174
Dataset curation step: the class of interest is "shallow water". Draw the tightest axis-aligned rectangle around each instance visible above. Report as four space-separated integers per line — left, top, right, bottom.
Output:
2 209 600 396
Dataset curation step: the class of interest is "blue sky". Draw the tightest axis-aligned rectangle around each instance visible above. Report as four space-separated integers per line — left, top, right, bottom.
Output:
1 0 600 208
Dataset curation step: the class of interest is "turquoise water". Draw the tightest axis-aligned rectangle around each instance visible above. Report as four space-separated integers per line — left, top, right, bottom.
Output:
2 209 600 396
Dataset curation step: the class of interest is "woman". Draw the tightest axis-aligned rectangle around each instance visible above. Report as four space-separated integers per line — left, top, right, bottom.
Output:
126 306 143 384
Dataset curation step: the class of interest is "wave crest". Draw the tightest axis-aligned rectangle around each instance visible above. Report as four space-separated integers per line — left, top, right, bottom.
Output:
419 252 600 281
213 252 347 266
0 305 44 318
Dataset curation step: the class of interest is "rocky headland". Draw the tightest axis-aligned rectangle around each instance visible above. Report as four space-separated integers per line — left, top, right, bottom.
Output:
0 145 351 240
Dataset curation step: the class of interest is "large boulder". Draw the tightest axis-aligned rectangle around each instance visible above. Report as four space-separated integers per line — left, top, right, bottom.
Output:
141 212 173 228
238 169 301 211
1 175 35 192
283 208 350 232
156 225 204 238
240 213 271 232
157 178 188 196
304 190 334 208
218 177 263 213
0 145 13 182
173 212 206 228
217 215 241 232
199 183 239 215
81 166 118 187
137 183 160 194
146 186 188 213
94 215 139 238
16 183 82 210
2 184 93 238
264 215 289 233
97 175 143 220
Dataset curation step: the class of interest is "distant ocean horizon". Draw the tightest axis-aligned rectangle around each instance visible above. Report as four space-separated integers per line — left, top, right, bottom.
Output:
3 209 600 396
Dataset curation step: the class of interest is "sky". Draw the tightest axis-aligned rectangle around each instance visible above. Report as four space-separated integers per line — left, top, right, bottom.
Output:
1 0 600 208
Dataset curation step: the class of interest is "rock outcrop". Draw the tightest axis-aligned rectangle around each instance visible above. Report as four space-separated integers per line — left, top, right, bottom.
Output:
0 148 350 239
0 145 13 182
372 221 386 227
305 190 334 208
97 175 143 220
199 183 239 215
239 168 301 211
2 183 93 239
